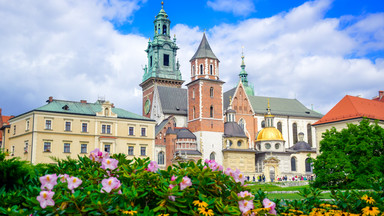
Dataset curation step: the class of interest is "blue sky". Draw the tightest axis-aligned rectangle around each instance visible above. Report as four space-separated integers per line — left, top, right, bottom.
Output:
0 0 383 117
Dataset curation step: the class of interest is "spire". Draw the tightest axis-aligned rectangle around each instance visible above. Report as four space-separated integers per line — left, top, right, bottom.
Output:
190 33 218 61
239 46 248 86
264 99 275 128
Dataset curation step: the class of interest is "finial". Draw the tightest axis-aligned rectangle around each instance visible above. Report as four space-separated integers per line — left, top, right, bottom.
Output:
241 46 244 58
148 37 151 42
267 99 270 109
161 1 164 8
229 96 232 104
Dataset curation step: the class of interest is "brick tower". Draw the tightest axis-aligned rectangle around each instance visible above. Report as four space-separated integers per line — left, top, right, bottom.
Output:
186 33 225 163
140 2 184 118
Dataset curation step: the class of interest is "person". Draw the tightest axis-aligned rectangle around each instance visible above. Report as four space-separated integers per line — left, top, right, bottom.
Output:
253 176 255 182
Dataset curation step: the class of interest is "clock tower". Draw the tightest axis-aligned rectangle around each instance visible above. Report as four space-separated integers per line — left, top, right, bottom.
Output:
140 2 184 117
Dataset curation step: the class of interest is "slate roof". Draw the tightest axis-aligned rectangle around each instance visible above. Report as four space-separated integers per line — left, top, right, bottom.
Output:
175 150 202 155
175 128 196 139
224 88 323 118
313 95 384 126
155 117 171 136
190 33 218 61
16 99 153 121
157 86 187 115
290 141 314 151
224 122 247 138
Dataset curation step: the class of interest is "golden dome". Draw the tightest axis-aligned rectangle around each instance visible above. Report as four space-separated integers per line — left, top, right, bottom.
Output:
256 127 284 141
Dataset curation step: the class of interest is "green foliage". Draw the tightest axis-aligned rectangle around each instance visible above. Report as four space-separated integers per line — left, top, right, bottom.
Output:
0 156 34 191
313 118 384 189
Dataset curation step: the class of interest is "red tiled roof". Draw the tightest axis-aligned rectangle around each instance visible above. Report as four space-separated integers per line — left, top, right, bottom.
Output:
313 95 384 125
1 116 12 125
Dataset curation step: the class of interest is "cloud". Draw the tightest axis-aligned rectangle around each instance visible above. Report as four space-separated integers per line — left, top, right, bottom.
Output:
207 0 255 16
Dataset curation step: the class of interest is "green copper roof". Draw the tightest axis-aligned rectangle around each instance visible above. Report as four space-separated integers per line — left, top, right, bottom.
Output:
34 100 153 121
190 33 218 61
238 54 254 96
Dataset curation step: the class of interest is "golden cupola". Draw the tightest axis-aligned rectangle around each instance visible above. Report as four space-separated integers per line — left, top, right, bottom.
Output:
256 99 284 141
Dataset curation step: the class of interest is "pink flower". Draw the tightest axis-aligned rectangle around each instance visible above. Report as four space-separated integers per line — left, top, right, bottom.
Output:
101 158 119 170
168 195 176 201
89 148 109 162
39 174 58 190
146 161 159 173
58 174 69 183
238 199 254 214
101 177 121 193
237 191 254 198
36 190 55 209
263 198 276 215
233 169 246 185
169 175 177 189
204 159 223 171
67 176 83 190
224 167 234 177
180 176 192 190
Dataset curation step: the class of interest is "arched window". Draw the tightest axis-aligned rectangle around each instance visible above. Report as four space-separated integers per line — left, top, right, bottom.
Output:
159 133 162 140
307 123 312 147
305 158 312 172
158 151 164 165
237 140 242 147
192 88 195 99
210 106 214 118
277 122 282 134
210 152 215 161
210 65 213 75
105 108 109 116
210 87 214 97
261 120 265 128
200 64 203 75
192 65 195 76
293 123 298 144
162 25 167 35
239 118 245 131
291 157 296 171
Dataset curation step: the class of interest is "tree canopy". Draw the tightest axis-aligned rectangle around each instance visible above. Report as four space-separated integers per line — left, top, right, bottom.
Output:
313 118 384 189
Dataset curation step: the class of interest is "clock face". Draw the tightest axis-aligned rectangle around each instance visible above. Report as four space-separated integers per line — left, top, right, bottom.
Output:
144 99 151 115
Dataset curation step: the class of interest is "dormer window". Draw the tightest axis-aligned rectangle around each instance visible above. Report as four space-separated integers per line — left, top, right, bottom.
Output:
105 108 109 116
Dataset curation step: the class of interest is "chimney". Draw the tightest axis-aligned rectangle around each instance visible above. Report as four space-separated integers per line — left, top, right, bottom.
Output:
80 100 87 103
379 91 384 98
0 108 2 116
111 103 115 108
47 96 53 103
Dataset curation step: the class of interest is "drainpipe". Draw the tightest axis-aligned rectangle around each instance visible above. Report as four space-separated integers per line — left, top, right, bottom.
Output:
30 112 35 164
287 116 290 148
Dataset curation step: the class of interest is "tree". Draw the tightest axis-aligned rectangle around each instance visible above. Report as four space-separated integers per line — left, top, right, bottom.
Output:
313 118 384 189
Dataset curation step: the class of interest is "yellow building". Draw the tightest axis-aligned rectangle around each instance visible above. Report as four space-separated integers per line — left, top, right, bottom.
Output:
5 97 156 164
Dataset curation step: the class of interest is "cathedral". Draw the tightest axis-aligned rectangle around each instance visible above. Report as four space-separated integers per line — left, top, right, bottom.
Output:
140 4 322 181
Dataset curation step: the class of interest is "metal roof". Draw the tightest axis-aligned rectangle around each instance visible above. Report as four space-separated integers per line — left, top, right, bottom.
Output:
224 122 247 138
190 33 218 61
157 86 188 115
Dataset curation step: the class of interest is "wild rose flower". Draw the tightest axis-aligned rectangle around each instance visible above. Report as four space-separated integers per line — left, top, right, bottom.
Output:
36 190 55 209
67 176 82 190
146 161 159 173
180 176 192 190
39 174 58 190
263 198 276 215
237 191 254 198
101 177 121 193
101 158 119 170
238 199 254 214
89 148 109 162
58 174 69 183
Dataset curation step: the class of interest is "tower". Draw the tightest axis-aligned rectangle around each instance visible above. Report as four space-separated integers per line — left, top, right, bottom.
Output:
238 49 255 96
140 2 184 117
186 33 225 163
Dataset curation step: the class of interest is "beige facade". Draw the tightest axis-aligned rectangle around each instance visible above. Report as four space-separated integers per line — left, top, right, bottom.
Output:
222 136 256 175
5 100 156 164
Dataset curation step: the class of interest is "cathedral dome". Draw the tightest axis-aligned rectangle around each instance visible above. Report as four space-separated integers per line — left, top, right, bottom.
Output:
256 127 284 141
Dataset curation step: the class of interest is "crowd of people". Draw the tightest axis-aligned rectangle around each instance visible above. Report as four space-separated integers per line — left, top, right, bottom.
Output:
246 174 316 182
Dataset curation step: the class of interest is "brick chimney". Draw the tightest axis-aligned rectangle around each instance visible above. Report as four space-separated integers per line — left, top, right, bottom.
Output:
80 100 87 103
47 96 53 103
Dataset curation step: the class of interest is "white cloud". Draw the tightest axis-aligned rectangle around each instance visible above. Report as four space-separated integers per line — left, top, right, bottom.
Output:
207 0 255 16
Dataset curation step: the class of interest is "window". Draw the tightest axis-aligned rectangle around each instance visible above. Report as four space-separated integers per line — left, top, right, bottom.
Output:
200 64 203 75
163 138 166 143
81 144 87 153
162 24 167 35
82 123 88 132
210 87 214 97
128 146 134 155
163 54 169 66
44 142 51 152
150 56 152 67
275 143 280 149
307 123 312 147
141 128 146 136
11 146 15 156
13 125 16 135
158 151 164 165
237 141 242 147
192 88 195 99
261 120 265 128
210 106 214 118
239 119 245 131
65 121 71 131
26 120 30 131
210 152 215 161
129 127 134 135
305 158 312 172
293 123 298 144
277 122 282 134
102 125 111 134
192 65 195 76
141 147 146 156
105 108 109 116
24 141 28 153
229 140 233 147
104 144 111 153
64 143 70 153
192 106 195 119
45 120 52 130
265 143 271 149
291 157 296 171
210 64 213 75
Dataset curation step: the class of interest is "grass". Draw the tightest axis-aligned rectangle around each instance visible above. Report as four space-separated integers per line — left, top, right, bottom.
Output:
267 192 333 200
